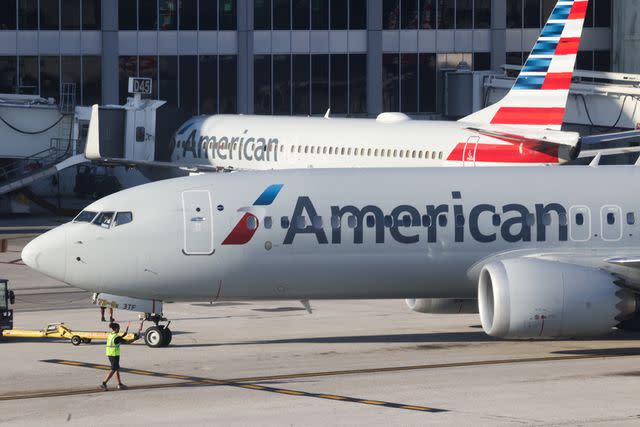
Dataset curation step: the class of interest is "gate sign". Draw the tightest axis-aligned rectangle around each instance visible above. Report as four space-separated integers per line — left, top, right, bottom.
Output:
128 77 152 95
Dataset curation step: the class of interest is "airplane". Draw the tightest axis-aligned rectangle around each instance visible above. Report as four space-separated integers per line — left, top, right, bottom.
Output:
86 0 640 172
21 161 640 346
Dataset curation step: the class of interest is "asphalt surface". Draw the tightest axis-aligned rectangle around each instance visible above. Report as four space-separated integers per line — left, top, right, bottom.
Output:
3 237 640 426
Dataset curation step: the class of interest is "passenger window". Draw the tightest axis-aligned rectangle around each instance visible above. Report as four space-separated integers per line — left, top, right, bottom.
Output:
264 216 273 229
310 146 315 154
384 215 393 228
526 214 535 226
298 146 302 153
422 215 431 227
329 147 333 155
247 216 258 230
291 146 295 153
439 152 443 159
281 216 290 229
113 212 133 227
354 148 358 156
74 210 98 223
366 215 375 228
347 216 357 228
399 151 404 158
323 147 327 154
492 214 501 226
425 151 429 159
627 212 635 225
559 213 567 226
438 215 447 227
347 148 352 155
295 216 307 230
305 146 309 154
607 212 616 225
341 148 345 155
367 149 372 156
312 216 323 229
432 152 437 159
93 212 115 229
576 213 584 226
331 216 341 229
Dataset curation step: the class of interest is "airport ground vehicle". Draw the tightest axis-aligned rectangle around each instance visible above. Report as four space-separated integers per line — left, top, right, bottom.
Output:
0 280 15 332
1 322 137 345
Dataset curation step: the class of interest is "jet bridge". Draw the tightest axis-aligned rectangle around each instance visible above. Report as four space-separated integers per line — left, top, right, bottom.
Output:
472 67 640 131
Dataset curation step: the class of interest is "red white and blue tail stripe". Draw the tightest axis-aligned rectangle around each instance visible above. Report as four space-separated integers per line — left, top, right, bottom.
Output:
460 0 588 130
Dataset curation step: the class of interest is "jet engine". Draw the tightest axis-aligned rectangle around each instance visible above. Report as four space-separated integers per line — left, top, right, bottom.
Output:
405 298 477 314
478 259 637 339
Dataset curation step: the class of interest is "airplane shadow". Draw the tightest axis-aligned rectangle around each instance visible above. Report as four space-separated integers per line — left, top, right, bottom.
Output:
169 331 495 348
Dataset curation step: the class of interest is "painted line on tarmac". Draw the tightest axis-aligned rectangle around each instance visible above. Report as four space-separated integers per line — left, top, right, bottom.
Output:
4 359 444 413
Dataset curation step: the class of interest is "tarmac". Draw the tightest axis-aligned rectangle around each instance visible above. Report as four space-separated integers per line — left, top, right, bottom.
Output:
3 237 640 426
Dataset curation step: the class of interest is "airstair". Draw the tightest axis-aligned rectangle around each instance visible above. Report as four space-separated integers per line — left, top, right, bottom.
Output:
0 83 88 196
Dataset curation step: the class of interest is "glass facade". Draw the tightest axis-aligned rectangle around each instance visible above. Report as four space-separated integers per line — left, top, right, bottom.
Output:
255 0 366 30
118 0 237 30
119 55 237 115
0 54 101 105
508 0 611 28
0 0 616 115
254 54 366 116
383 0 490 30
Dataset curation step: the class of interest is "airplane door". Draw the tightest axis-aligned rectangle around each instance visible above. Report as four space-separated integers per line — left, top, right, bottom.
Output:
462 136 479 166
569 206 590 242
182 190 214 255
601 205 622 241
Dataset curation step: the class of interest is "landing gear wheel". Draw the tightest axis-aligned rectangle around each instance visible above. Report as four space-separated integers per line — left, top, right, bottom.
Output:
162 328 172 346
81 338 92 344
144 326 166 348
71 335 82 346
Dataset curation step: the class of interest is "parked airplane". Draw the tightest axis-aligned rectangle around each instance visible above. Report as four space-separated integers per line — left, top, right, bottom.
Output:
86 0 640 172
22 163 640 345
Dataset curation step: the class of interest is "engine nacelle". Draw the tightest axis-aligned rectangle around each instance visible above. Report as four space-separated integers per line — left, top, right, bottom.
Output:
405 298 477 314
478 259 636 339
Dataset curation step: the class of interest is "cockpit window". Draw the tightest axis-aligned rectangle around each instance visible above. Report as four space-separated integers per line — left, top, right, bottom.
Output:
74 210 98 223
92 212 115 229
113 212 133 227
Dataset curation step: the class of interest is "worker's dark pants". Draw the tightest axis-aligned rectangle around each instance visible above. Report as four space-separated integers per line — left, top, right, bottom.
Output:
108 356 120 370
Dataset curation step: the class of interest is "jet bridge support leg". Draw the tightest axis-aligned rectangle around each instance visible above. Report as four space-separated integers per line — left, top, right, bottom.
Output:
92 293 171 348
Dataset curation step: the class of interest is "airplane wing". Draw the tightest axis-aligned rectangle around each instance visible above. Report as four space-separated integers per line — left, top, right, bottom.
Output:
578 146 640 159
93 158 220 173
86 105 219 173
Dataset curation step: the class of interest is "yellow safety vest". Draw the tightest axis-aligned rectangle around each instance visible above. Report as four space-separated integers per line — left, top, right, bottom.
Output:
106 332 121 356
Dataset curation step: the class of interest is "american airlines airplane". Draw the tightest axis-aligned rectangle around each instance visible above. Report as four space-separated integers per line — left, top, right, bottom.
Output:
86 0 639 172
22 164 640 346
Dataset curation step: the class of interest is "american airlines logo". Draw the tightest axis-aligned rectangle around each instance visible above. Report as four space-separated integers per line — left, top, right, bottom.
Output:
223 186 572 246
284 194 569 245
172 128 280 162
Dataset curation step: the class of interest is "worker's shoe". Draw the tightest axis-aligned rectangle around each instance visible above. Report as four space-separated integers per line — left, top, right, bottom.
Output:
117 383 127 390
100 382 107 391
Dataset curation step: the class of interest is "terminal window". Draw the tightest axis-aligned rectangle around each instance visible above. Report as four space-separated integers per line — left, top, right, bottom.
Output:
119 0 236 31
254 54 366 116
383 1 491 31
255 0 366 31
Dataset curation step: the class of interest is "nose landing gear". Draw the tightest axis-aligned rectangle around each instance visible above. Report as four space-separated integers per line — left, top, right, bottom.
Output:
142 314 172 348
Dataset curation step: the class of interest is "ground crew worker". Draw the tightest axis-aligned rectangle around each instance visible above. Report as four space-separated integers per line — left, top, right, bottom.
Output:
100 306 114 322
101 322 129 391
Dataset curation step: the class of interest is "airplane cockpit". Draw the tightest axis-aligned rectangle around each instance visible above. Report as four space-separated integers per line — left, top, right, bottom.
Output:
73 210 134 229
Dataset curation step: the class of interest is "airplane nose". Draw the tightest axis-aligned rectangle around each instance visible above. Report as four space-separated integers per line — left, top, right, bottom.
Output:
22 227 67 282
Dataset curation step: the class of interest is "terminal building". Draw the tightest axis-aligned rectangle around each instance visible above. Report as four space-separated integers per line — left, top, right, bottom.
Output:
1 0 640 215
0 0 631 118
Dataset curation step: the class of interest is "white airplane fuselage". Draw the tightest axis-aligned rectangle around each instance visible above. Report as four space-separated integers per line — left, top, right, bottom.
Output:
169 115 573 170
23 166 639 302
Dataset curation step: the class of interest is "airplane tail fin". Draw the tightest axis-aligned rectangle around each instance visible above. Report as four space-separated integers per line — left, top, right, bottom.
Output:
460 0 589 130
